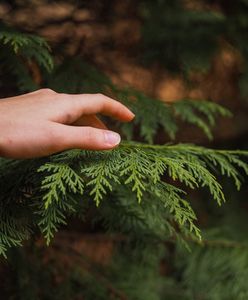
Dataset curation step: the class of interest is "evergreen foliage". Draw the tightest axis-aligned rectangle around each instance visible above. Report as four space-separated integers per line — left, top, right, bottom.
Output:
1 2 248 299
1 142 248 257
0 23 53 92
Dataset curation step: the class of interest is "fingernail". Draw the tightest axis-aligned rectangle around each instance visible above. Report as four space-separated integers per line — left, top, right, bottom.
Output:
104 131 121 146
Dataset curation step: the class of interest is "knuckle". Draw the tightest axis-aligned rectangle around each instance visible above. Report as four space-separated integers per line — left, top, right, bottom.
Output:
95 93 110 108
39 88 56 95
96 93 107 103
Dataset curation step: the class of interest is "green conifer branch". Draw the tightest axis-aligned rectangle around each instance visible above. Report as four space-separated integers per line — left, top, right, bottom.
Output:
1 142 247 255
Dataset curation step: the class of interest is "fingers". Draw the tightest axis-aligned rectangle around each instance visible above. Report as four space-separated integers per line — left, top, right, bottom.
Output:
73 115 107 129
50 123 121 152
66 93 135 122
0 120 121 159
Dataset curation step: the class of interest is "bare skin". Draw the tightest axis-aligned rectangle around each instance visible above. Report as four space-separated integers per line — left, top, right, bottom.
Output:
0 89 135 159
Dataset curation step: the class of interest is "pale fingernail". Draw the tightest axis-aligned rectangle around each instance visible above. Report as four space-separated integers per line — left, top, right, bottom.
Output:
104 131 121 146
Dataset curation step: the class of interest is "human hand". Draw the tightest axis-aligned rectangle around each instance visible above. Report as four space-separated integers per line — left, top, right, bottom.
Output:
0 89 134 159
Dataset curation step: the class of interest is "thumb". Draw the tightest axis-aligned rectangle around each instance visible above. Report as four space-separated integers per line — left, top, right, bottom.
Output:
52 123 121 151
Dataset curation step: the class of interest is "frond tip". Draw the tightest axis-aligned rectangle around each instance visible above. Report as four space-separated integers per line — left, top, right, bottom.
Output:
38 163 84 209
0 26 53 71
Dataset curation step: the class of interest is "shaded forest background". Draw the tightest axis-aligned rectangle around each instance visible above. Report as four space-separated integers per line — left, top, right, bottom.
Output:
1 1 248 300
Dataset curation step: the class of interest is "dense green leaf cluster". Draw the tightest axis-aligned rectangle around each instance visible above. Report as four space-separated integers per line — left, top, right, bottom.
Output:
1 143 248 257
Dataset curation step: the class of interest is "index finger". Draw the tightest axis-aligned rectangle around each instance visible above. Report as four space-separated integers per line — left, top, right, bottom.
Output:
67 93 135 122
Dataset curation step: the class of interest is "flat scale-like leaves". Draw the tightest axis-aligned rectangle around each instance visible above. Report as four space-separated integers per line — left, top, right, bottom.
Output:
0 143 248 256
26 145 248 246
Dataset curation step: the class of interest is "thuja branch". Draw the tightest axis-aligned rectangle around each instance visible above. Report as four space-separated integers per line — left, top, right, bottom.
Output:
120 141 248 154
0 141 248 256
